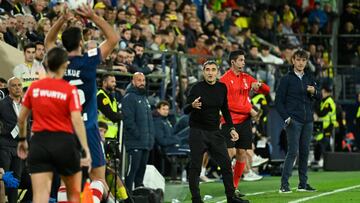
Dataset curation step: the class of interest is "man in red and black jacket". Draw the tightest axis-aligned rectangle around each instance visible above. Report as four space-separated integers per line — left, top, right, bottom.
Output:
220 49 270 193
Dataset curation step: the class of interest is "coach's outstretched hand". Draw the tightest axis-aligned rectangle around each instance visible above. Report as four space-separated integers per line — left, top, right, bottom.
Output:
192 97 202 109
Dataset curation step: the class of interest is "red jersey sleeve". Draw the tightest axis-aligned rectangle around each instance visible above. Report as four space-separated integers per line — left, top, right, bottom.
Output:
69 86 82 112
22 85 33 109
249 76 270 95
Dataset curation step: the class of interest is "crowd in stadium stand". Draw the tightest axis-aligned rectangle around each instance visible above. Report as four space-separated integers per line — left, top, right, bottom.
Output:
0 0 360 202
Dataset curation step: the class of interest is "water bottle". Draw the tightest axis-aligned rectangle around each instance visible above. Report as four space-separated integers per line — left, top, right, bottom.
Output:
181 169 187 183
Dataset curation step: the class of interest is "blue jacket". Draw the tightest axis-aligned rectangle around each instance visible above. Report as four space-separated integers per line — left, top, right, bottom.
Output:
152 111 180 148
122 84 154 151
275 70 321 124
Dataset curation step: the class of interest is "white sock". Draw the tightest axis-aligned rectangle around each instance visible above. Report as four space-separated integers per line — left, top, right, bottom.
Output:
57 186 68 203
90 180 105 203
200 167 206 177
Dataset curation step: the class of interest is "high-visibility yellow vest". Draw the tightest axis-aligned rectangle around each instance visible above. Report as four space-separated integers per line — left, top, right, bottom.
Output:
97 89 118 139
316 96 337 141
357 105 360 119
320 96 337 129
251 94 267 122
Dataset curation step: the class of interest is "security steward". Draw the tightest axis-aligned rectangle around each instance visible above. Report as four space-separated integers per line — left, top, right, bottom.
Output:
314 85 338 164
97 74 122 140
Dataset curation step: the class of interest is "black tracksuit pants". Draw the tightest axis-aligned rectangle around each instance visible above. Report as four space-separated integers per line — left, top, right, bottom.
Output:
188 128 234 203
0 146 23 203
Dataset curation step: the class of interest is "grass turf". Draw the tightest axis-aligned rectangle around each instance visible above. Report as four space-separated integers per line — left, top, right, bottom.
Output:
165 171 360 203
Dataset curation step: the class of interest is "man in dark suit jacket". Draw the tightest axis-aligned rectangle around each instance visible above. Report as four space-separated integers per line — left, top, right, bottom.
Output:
0 77 23 203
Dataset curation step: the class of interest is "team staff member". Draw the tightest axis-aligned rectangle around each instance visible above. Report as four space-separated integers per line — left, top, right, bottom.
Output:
0 77 23 203
17 47 91 203
220 50 270 190
276 49 320 193
97 74 122 139
184 61 248 203
45 4 119 198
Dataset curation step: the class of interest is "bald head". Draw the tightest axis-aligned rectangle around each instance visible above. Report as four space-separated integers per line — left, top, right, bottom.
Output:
7 77 22 98
132 72 146 89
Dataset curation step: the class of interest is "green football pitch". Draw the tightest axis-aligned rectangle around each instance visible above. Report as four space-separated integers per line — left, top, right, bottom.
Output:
164 171 360 203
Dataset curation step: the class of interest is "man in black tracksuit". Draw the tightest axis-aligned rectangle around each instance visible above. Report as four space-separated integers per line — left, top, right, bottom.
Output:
184 61 248 203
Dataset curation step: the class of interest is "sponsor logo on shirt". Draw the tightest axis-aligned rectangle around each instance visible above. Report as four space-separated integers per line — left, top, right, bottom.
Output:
33 88 67 100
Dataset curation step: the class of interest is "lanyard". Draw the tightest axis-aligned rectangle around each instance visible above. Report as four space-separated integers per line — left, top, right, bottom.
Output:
13 101 20 117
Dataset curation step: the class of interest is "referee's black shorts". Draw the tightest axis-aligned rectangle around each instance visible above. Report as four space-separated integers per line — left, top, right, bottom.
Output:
221 118 253 149
28 131 81 176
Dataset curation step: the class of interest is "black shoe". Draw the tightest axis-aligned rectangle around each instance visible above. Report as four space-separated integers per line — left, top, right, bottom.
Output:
297 184 317 192
231 196 250 203
234 189 245 197
279 185 292 193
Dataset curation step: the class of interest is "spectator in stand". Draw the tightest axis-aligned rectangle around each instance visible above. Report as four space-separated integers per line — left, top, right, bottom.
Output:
132 43 155 74
281 18 301 47
153 0 165 16
245 45 264 77
3 16 18 48
113 49 128 72
308 2 328 30
130 24 144 45
183 16 198 48
188 35 211 65
119 28 132 49
213 45 230 74
0 17 6 42
104 7 117 25
122 72 154 191
340 3 359 31
258 45 284 100
13 42 46 89
212 10 231 33
34 41 45 64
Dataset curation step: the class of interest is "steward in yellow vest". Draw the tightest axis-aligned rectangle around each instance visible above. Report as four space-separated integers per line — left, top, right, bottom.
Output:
97 74 122 139
315 86 338 141
251 93 269 136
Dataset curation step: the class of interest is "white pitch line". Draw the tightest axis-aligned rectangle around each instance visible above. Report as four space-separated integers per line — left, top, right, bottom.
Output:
288 184 360 203
213 188 297 203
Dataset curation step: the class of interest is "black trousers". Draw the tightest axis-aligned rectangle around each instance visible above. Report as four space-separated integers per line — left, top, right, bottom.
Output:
125 149 149 191
0 146 23 203
188 128 234 203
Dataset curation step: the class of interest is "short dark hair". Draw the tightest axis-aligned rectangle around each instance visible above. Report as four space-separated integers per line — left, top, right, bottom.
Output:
133 43 144 49
98 121 108 130
35 41 45 49
156 100 170 109
292 49 309 60
62 27 82 52
23 42 36 52
228 49 245 64
101 73 115 83
46 47 68 72
0 78 7 84
202 60 218 70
